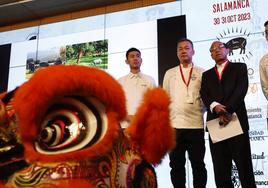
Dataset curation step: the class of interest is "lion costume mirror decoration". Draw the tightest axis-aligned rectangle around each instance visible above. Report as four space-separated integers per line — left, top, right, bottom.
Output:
0 65 175 188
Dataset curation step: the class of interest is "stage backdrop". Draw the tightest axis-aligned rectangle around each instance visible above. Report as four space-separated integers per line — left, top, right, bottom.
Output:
1 1 268 187
183 0 268 187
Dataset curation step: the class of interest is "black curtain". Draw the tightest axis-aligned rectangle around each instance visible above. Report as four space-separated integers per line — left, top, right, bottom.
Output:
157 15 186 86
0 44 11 92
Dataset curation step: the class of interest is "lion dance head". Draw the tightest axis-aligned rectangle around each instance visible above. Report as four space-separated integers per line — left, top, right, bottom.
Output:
0 65 175 188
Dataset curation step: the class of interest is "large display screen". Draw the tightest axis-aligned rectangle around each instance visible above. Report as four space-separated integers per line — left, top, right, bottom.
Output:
1 0 268 187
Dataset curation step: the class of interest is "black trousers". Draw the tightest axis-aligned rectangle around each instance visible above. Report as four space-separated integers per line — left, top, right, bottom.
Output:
169 129 207 188
209 131 256 188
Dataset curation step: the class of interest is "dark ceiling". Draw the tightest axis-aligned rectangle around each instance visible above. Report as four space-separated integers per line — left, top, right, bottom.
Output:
0 0 133 27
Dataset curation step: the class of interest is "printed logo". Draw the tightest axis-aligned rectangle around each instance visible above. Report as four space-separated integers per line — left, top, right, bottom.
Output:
216 27 253 63
191 74 197 81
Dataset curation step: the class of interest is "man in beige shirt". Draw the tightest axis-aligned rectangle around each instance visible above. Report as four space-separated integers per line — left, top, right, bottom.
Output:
118 47 155 128
259 20 268 100
163 38 207 188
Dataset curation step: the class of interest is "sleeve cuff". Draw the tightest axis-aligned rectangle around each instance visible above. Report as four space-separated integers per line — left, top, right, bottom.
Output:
210 101 220 113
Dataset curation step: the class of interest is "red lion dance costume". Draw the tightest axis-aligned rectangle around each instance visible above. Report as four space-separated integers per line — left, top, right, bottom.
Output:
0 65 175 188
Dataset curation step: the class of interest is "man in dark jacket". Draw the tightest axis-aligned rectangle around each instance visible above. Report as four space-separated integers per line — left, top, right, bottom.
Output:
200 41 256 188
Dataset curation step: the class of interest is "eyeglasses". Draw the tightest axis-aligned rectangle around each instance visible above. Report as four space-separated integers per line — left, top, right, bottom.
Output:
209 44 226 52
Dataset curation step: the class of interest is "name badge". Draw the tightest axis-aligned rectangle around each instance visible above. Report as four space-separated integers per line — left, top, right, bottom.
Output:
185 92 194 104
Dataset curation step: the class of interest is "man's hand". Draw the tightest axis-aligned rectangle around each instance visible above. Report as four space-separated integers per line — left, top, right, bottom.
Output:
219 113 232 126
214 104 227 114
214 104 232 126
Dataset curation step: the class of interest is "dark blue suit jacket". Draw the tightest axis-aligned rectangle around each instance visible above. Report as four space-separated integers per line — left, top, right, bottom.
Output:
200 62 249 131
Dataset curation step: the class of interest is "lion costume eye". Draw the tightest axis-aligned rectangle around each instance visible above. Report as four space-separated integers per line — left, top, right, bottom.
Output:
35 97 107 154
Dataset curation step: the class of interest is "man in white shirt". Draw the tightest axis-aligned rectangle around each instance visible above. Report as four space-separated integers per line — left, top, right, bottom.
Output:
118 47 155 128
259 20 268 100
163 38 207 188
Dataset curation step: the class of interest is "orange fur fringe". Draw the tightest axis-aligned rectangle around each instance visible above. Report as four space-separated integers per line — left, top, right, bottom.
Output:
125 87 176 165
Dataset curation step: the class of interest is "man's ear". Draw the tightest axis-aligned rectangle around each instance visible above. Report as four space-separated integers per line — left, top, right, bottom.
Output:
125 59 129 65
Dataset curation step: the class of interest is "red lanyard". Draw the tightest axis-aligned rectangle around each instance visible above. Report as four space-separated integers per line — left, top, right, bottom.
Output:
179 63 193 87
214 61 229 80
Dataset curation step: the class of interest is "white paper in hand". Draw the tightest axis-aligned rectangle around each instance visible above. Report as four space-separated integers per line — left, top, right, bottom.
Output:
206 113 243 143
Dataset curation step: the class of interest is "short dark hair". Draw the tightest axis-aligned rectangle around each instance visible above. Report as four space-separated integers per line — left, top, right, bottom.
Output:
264 21 268 27
177 38 194 49
126 47 141 59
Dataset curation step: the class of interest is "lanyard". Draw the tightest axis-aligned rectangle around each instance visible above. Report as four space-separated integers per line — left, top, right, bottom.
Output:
179 63 193 87
214 61 229 80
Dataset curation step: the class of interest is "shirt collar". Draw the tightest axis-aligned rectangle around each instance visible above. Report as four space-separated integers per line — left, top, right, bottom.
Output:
216 60 228 68
180 63 193 69
128 72 141 79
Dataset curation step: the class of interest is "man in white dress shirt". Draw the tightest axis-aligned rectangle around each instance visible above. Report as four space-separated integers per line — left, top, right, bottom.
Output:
163 38 207 188
259 20 268 99
118 47 155 128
